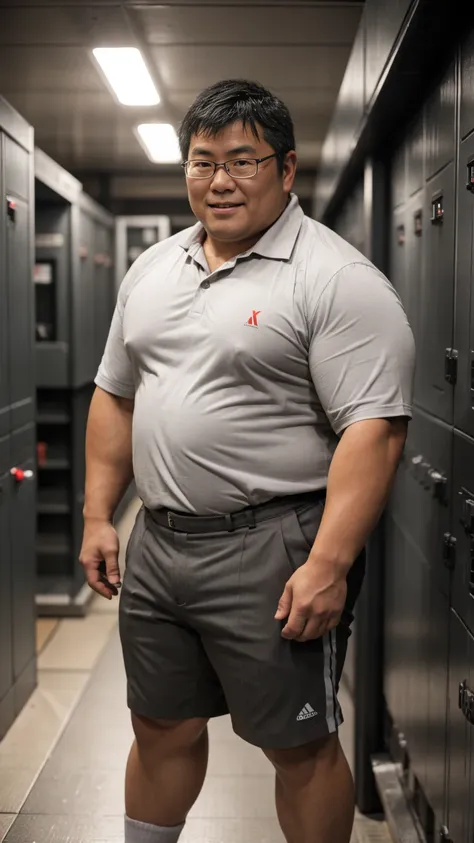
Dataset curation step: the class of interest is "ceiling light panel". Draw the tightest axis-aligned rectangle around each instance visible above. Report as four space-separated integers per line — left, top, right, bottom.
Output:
92 47 160 106
136 123 181 163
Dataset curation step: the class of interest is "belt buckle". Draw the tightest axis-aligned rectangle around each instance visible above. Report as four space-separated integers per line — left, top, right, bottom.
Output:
167 512 175 529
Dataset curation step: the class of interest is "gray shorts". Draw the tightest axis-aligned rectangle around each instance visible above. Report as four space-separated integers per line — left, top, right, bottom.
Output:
119 494 365 749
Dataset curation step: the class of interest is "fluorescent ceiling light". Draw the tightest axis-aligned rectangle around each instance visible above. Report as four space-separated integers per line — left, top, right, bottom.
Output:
136 123 181 163
92 47 160 106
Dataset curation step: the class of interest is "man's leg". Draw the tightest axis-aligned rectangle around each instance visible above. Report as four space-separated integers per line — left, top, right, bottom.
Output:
124 714 209 842
263 733 354 843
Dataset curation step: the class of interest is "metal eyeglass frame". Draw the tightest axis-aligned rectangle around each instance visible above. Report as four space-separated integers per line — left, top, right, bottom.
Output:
181 153 278 179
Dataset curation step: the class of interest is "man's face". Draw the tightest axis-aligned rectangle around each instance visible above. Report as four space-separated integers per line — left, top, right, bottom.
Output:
185 121 297 245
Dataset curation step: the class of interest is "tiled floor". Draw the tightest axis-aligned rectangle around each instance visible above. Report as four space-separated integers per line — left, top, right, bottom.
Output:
0 498 391 843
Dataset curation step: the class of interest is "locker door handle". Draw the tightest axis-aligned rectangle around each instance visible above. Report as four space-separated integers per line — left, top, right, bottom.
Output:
10 467 34 482
459 680 474 725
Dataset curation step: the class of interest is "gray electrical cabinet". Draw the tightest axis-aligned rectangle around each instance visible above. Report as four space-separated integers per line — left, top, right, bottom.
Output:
0 97 37 741
34 150 115 615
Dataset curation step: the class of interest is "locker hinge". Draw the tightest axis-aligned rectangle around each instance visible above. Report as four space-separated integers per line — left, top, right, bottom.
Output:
443 532 456 570
439 826 453 843
444 348 458 384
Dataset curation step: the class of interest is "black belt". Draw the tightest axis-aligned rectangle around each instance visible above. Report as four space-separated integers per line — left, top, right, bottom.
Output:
148 490 326 534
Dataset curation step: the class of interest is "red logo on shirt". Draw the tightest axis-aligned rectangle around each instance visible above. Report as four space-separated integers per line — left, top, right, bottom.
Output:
245 310 261 328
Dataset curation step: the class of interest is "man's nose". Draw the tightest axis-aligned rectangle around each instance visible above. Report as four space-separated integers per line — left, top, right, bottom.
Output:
210 165 235 190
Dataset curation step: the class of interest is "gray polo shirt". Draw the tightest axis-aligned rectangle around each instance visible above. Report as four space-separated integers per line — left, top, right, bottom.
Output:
95 194 415 515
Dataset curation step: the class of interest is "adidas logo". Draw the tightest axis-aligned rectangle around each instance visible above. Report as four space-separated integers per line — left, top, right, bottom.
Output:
297 703 318 721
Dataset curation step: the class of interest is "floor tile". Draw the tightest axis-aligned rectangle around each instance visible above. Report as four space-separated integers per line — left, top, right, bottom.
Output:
38 614 118 671
0 671 89 769
181 817 285 842
3 814 124 842
21 769 125 816
0 767 39 814
188 775 276 819
36 618 60 654
0 816 15 843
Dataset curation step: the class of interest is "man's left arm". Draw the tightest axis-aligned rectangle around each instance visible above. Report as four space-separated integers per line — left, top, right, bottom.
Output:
276 416 407 640
275 261 416 641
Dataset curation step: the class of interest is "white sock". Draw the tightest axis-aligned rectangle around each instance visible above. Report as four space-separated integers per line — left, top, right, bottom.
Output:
124 815 185 843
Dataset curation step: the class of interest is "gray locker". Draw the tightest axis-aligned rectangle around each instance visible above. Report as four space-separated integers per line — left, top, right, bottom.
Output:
446 611 473 843
0 437 13 735
5 136 34 432
425 584 449 830
424 62 456 182
406 114 425 199
415 166 455 424
389 205 407 306
451 429 474 636
460 27 474 141
73 207 96 387
391 140 406 209
35 202 71 388
10 424 36 693
384 513 430 792
454 131 474 438
404 192 424 351
0 138 8 438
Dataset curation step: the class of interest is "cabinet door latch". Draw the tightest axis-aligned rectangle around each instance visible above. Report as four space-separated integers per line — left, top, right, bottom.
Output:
443 533 456 570
445 348 458 385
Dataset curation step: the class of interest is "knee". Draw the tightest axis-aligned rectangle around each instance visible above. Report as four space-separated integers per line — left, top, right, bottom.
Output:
132 713 208 754
264 732 340 781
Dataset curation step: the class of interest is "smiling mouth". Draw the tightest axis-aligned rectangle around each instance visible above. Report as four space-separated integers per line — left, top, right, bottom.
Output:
208 203 244 208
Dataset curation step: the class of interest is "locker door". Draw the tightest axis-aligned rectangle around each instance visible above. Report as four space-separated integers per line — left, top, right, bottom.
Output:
0 133 10 437
405 193 423 344
73 209 95 386
425 583 449 831
460 27 474 141
424 60 456 183
10 424 36 690
5 135 33 432
0 458 13 712
446 610 472 843
415 165 455 424
452 430 474 636
454 132 474 438
93 224 110 370
389 205 407 303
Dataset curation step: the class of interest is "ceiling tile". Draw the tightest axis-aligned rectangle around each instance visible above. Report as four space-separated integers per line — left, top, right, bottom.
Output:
151 45 351 92
137 5 361 46
0 47 105 90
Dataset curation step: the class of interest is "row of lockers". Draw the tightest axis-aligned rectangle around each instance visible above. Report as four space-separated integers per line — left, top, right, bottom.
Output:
0 102 37 740
383 41 474 843
328 33 474 841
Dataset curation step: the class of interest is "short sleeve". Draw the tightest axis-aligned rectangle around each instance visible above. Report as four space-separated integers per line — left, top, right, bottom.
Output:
308 262 415 435
95 281 135 400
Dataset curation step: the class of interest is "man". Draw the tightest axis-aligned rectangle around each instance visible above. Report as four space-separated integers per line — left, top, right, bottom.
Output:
80 79 415 843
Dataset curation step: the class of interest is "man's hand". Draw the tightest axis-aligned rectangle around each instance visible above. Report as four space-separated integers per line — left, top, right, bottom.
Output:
274 560 347 642
79 518 122 600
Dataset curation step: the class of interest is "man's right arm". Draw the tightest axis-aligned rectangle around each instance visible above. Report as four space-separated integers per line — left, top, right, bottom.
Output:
79 388 134 600
83 386 134 522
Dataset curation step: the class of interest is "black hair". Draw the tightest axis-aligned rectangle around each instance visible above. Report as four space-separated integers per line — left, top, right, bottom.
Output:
178 79 295 174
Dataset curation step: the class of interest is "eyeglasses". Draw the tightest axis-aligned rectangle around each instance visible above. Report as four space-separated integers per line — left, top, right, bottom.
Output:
182 154 278 180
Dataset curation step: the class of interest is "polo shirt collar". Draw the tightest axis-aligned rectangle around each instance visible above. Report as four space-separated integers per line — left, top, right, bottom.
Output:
179 193 303 263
